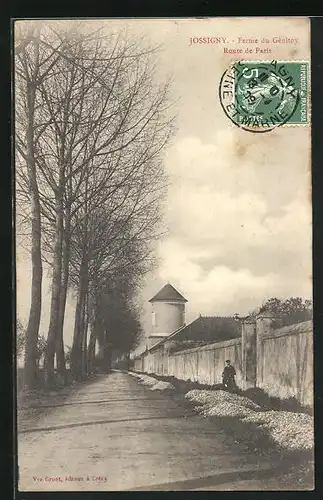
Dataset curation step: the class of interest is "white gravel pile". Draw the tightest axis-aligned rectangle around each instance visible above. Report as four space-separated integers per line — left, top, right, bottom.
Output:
128 372 155 385
136 374 157 387
185 389 262 411
128 371 142 379
128 372 175 391
185 389 314 453
242 410 314 452
127 371 156 386
150 381 175 391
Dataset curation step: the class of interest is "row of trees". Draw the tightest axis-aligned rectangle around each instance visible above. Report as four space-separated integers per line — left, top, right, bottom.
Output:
15 21 174 389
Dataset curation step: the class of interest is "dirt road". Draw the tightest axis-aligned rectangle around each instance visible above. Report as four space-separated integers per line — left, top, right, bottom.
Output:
18 371 292 491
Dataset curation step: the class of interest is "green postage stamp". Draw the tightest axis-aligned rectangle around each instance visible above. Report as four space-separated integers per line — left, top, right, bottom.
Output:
219 60 310 132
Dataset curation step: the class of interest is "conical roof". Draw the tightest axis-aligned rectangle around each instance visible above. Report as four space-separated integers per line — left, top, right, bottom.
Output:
149 283 187 303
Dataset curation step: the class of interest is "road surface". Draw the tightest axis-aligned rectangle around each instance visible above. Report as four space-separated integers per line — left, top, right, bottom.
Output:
18 371 289 491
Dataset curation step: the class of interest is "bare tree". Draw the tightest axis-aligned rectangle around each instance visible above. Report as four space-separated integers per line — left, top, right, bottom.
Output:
15 21 174 387
15 22 66 389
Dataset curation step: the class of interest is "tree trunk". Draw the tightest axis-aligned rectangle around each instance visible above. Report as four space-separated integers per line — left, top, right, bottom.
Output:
71 286 83 380
103 337 112 373
55 230 70 384
55 335 66 385
87 322 97 374
87 294 100 374
44 191 64 387
71 265 87 380
82 294 89 379
96 321 105 372
98 329 112 374
23 77 43 390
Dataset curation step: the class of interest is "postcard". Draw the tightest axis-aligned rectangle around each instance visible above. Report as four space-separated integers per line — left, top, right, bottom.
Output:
15 17 313 491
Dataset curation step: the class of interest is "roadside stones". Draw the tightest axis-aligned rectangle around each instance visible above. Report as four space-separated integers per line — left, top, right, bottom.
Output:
128 372 175 391
185 389 314 453
150 381 175 391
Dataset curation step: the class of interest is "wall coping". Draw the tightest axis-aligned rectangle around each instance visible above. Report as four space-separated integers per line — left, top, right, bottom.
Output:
263 319 312 340
256 310 275 319
241 318 256 324
170 336 241 356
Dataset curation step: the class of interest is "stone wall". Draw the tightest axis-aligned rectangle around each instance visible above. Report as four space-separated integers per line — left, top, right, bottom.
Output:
168 338 242 386
133 316 313 407
259 321 313 406
134 338 242 386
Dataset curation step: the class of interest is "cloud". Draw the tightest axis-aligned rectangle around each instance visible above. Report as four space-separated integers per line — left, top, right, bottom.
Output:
143 127 312 324
166 127 310 206
156 239 277 317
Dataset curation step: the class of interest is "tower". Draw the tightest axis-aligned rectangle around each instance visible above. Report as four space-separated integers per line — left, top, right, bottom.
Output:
146 283 187 348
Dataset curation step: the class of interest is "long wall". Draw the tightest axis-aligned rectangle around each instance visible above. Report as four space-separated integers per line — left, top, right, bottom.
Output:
259 321 313 406
133 317 313 407
133 338 242 386
172 338 243 386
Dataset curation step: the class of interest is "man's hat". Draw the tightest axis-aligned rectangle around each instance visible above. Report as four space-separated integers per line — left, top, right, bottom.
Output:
225 359 230 363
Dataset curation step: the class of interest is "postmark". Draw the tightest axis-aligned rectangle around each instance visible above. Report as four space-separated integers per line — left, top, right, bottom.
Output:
219 60 309 133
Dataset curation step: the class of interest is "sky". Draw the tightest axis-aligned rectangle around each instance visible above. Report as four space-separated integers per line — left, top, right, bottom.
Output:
16 18 312 347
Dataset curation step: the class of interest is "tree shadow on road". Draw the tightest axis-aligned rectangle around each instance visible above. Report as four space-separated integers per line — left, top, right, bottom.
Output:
22 396 170 409
19 413 198 434
128 462 313 491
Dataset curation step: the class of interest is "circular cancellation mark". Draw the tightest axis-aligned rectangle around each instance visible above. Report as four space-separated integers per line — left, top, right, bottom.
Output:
219 61 301 133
